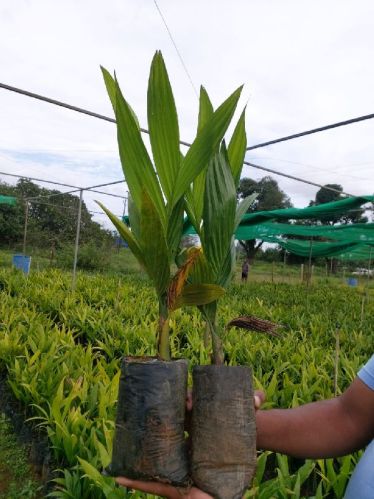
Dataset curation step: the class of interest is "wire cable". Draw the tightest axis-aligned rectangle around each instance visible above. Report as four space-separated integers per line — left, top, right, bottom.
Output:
0 81 361 197
0 170 127 199
246 113 374 151
153 0 199 99
25 179 126 201
243 160 353 196
0 82 191 148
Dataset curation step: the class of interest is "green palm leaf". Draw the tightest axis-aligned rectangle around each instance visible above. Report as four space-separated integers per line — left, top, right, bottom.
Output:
95 201 145 268
101 66 140 127
228 108 247 188
113 79 166 227
173 284 225 310
234 193 258 230
187 86 215 227
202 149 237 278
139 191 170 297
170 85 243 210
147 51 180 201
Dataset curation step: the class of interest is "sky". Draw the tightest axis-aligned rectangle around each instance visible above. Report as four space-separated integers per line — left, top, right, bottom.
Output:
0 0 374 229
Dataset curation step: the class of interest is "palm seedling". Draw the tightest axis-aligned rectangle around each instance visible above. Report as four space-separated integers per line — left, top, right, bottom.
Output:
98 52 243 361
183 87 261 498
98 51 244 485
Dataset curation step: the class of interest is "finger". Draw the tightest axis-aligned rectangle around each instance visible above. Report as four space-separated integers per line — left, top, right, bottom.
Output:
115 477 180 499
254 390 266 410
189 486 215 498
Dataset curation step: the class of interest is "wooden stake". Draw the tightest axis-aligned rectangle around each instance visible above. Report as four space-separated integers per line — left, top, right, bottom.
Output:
334 324 340 396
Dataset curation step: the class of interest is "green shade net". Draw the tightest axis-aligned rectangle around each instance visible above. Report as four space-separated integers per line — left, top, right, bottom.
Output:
181 195 374 260
183 195 374 235
0 195 16 206
235 222 374 243
335 245 374 261
239 195 374 225
121 195 374 260
267 237 374 259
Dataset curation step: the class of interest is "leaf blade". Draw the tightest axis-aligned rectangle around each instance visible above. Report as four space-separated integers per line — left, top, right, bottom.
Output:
202 149 237 278
114 78 166 225
139 191 170 297
171 85 243 208
173 284 225 310
96 201 145 268
148 51 181 201
234 193 258 230
228 108 247 188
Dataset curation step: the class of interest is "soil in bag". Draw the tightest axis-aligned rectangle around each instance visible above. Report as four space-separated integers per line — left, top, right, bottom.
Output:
191 365 256 499
109 357 189 486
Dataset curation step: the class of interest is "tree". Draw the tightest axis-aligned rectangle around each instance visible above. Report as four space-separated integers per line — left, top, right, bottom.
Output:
0 179 114 249
308 184 368 274
237 176 292 261
309 184 368 225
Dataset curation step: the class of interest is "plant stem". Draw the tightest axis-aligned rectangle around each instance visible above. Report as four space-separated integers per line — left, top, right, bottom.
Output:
158 298 171 360
210 322 224 365
202 302 225 365
203 322 210 349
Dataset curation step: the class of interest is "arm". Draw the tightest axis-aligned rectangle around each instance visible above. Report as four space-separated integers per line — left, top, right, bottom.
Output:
256 377 374 459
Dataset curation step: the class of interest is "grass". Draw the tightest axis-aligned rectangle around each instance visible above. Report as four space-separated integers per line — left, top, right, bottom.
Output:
0 413 42 499
1 246 373 289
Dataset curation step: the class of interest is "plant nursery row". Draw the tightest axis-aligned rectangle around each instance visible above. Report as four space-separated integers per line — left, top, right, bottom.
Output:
0 268 372 498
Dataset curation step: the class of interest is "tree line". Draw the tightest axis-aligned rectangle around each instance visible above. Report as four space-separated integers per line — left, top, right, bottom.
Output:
0 179 114 250
0 176 368 263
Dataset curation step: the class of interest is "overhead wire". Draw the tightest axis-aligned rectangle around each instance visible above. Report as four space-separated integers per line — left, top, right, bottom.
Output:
243 160 353 196
0 170 127 199
246 112 374 151
27 199 123 218
153 0 199 99
246 157 372 182
0 81 370 198
0 82 191 148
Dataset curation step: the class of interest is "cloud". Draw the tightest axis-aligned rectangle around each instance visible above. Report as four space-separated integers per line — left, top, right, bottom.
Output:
0 0 373 229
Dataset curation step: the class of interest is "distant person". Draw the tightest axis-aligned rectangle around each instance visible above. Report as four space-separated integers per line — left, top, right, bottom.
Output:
116 355 374 498
241 259 249 282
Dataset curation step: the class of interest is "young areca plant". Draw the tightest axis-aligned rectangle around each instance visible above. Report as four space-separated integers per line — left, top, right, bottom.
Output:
185 87 257 364
98 51 243 360
184 88 258 498
97 51 248 485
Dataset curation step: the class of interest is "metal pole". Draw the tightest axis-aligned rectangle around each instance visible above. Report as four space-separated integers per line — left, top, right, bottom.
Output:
367 247 372 283
361 247 373 325
72 190 83 290
334 323 340 396
23 201 29 255
123 191 129 216
307 238 313 287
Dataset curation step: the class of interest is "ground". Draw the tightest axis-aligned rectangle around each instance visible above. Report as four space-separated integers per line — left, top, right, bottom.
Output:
0 413 42 499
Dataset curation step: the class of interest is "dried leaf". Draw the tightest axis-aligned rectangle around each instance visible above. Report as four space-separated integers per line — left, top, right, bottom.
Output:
167 247 201 310
226 316 283 338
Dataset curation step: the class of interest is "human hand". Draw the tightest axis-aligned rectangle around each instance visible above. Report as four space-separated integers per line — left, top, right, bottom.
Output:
254 390 265 410
115 477 213 498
